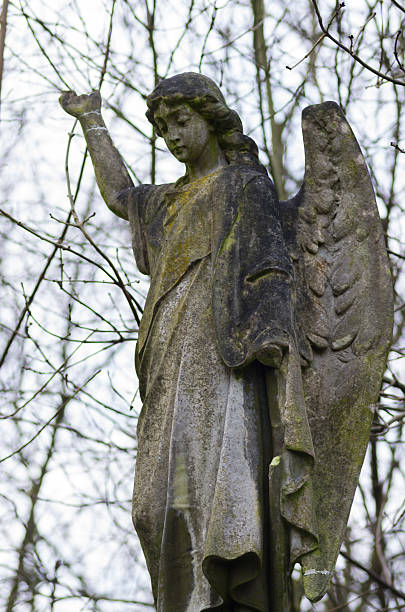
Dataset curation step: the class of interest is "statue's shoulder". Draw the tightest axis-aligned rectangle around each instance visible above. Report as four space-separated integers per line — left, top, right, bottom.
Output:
127 182 173 222
135 182 173 201
125 182 173 208
219 163 270 190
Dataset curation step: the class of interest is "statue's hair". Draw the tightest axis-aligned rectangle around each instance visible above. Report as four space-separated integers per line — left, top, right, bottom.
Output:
146 72 267 173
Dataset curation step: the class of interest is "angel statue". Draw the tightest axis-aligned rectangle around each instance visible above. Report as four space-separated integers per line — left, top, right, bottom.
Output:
59 73 393 611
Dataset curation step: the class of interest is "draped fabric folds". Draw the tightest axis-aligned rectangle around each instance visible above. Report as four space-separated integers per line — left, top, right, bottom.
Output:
128 165 318 611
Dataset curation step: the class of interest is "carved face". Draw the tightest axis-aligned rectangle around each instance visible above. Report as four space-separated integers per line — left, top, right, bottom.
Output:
154 102 213 165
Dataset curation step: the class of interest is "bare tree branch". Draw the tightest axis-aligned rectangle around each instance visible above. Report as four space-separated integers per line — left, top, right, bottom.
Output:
310 0 405 86
340 551 405 602
0 0 10 120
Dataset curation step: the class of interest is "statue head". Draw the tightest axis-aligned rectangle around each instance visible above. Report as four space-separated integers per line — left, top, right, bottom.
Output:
146 72 265 172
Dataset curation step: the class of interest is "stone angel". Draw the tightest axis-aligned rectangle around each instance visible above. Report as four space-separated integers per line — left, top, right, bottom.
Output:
59 73 393 611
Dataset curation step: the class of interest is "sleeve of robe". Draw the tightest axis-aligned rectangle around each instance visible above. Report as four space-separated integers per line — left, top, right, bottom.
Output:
212 169 320 582
117 184 152 276
212 171 296 369
125 184 168 277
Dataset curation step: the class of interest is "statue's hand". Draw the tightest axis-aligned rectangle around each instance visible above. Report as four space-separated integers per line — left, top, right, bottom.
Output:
59 90 101 118
256 344 284 369
255 333 289 369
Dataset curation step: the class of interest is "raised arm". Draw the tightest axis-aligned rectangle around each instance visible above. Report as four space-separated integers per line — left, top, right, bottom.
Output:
59 91 132 220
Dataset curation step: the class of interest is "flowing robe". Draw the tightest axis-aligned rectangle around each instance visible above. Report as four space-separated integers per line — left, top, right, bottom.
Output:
128 164 317 611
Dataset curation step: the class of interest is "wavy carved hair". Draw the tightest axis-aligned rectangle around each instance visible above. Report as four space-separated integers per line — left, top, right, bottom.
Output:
146 72 267 174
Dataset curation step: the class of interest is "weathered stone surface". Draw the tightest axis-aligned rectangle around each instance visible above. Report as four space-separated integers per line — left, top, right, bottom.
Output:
281 101 393 601
59 76 393 611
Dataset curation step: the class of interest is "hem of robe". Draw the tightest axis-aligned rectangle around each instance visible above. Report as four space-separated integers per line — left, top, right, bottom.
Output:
275 344 319 585
199 344 320 612
202 552 264 611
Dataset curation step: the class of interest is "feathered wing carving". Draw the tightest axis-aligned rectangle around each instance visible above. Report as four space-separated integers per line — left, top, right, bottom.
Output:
280 101 393 601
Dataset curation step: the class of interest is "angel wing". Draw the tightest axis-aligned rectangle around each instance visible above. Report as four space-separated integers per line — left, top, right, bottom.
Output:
280 101 393 601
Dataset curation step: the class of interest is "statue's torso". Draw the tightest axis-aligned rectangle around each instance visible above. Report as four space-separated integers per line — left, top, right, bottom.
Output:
131 169 224 362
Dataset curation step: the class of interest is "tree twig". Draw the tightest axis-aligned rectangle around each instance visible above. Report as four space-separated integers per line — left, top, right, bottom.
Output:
310 0 405 86
19 0 72 89
391 0 405 14
0 369 100 463
98 0 116 89
340 551 405 601
286 2 344 71
0 0 10 121
0 146 88 369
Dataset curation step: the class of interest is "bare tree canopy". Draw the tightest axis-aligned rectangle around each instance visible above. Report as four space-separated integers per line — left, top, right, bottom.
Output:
0 1 404 610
